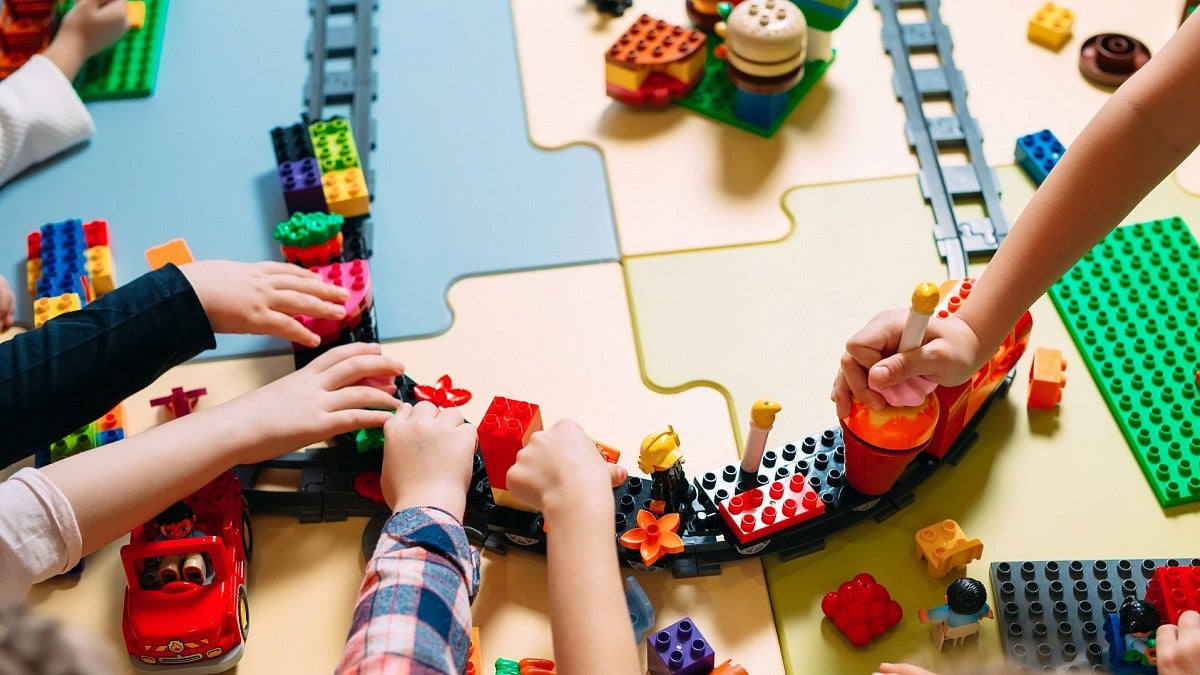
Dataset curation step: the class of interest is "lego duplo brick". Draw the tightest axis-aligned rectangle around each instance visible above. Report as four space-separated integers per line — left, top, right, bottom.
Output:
1048 218 1200 508
605 15 706 107
991 558 1200 672
646 617 715 675
271 123 316 165
1028 347 1067 410
278 159 328 215
717 473 825 544
477 397 542 491
71 0 168 100
321 167 370 218
295 259 372 343
1145 565 1200 624
1016 130 1065 186
1027 2 1074 51
914 519 983 579
308 117 362 173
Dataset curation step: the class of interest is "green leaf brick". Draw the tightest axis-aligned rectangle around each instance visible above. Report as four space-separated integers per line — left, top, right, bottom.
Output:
272 211 345 249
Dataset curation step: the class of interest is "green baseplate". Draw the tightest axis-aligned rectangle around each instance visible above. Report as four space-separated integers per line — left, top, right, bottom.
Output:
673 37 833 138
1048 217 1200 508
61 0 169 101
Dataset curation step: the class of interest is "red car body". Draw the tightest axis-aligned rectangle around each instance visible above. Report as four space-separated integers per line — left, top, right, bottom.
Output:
121 472 251 673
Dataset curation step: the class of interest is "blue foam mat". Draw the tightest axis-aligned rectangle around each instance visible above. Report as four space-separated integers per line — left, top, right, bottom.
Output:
2 0 617 359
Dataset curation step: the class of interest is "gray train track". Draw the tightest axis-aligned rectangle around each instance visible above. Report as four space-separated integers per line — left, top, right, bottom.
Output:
875 0 1008 278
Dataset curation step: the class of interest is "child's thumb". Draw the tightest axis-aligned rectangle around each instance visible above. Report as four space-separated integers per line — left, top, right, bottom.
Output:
869 351 927 390
609 464 628 488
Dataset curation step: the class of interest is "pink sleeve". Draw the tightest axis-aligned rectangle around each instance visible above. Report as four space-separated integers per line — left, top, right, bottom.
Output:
0 467 83 598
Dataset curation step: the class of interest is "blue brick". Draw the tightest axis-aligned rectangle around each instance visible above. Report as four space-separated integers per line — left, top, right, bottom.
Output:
735 89 792 132
96 428 125 446
37 219 89 300
1015 129 1065 186
647 617 715 675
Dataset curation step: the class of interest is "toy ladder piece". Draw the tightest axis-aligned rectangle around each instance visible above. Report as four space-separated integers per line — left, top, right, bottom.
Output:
874 0 1008 278
307 0 378 192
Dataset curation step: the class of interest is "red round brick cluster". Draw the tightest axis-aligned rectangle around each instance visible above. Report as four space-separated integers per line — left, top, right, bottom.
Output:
821 573 903 647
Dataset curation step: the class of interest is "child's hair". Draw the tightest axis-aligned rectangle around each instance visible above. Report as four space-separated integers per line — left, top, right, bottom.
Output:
0 599 120 674
155 501 195 528
946 577 988 615
1119 596 1160 634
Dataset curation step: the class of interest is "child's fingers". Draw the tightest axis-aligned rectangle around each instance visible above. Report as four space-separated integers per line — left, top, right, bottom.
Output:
320 354 403 389
268 267 351 304
271 290 347 321
1158 624 1178 651
305 342 384 373
608 463 628 487
409 400 439 419
435 406 465 427
330 408 397 433
1178 609 1200 630
388 402 415 424
327 386 402 414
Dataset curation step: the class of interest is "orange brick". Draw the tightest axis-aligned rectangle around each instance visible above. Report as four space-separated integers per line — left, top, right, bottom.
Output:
144 238 194 270
1027 347 1067 409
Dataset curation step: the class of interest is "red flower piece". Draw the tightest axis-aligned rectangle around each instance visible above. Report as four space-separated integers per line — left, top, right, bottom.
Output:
413 374 472 408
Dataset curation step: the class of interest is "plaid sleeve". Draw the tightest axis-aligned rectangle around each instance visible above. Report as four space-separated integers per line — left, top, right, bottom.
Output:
335 507 481 675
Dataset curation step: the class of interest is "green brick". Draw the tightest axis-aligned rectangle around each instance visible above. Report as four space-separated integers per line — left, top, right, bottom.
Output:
673 40 833 138
273 211 344 249
49 423 95 463
1049 217 1200 508
71 0 170 101
308 118 362 173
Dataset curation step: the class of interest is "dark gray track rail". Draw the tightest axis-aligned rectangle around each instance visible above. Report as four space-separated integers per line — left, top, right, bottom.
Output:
307 0 378 182
875 0 1008 278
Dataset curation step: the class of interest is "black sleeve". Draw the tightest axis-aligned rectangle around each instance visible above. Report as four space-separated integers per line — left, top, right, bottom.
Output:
0 264 216 465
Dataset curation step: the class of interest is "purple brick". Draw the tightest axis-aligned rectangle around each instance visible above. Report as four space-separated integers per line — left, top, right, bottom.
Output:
278 158 327 214
646 617 715 675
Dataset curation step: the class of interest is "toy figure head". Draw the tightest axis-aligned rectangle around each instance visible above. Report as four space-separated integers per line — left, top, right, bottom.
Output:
639 425 682 474
155 502 196 540
1119 596 1161 636
945 577 988 615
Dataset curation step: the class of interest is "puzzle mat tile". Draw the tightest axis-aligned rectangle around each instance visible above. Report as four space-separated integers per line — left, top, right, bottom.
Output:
511 0 1178 256
2 0 616 361
22 263 785 675
624 167 1200 672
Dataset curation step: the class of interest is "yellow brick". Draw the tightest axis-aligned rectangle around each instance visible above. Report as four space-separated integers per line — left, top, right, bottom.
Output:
33 292 82 328
605 61 649 92
322 168 370 218
85 245 116 296
1028 2 1074 51
126 1 146 29
491 487 538 513
25 258 41 299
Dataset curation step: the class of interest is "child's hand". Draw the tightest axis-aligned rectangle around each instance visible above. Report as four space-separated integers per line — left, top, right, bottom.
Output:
44 0 129 79
873 664 939 675
506 418 627 525
180 260 351 348
0 275 13 330
380 401 477 517
832 309 982 418
227 343 403 463
1156 610 1200 675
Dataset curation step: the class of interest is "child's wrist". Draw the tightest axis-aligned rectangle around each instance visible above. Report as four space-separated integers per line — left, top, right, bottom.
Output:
392 483 466 520
44 32 88 80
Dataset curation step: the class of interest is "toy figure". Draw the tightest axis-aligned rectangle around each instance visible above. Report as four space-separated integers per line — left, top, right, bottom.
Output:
154 501 208 584
918 577 994 650
638 426 692 517
1119 596 1160 666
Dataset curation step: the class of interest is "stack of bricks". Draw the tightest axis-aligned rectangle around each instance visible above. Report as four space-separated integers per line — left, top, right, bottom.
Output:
0 0 52 79
270 117 370 219
24 219 125 467
294 259 373 346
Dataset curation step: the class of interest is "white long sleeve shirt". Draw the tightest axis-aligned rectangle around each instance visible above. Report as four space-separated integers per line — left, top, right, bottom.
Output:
0 54 94 187
0 468 82 598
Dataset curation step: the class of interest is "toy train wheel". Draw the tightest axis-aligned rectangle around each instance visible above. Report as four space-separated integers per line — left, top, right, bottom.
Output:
734 540 771 556
241 513 254 560
237 586 250 641
504 534 539 547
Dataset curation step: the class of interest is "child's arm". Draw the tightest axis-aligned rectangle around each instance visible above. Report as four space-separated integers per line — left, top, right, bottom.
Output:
0 261 349 462
833 12 1200 417
41 342 400 553
0 275 13 330
336 402 479 674
0 0 127 186
1155 610 1200 675
506 419 638 675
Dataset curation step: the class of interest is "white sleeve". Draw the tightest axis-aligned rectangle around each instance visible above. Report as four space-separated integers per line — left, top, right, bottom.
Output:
0 54 95 187
0 468 83 599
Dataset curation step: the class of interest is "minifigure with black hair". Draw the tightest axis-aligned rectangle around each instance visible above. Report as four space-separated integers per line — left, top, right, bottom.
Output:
1119 596 1161 667
153 501 208 585
918 577 994 650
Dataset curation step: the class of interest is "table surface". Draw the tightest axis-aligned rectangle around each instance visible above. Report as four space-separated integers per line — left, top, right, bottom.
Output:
7 1 1200 674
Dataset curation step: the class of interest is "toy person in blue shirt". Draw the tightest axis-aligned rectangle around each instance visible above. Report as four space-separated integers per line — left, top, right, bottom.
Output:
154 501 208 585
918 577 993 628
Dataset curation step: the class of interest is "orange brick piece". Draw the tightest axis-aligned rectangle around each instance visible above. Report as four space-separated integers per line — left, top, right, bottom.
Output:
466 627 482 675
605 15 706 106
144 238 195 270
126 1 146 30
1027 347 1067 409
914 519 984 578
